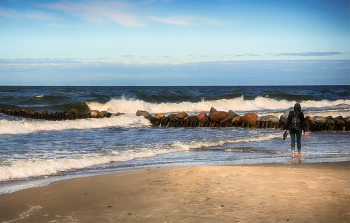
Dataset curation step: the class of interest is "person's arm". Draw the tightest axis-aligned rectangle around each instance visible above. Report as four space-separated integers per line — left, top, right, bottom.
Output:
285 111 292 131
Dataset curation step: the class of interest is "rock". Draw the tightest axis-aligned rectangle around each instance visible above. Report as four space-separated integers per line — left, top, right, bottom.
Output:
335 116 345 125
197 113 208 122
90 110 99 117
227 110 238 118
325 117 335 125
176 112 188 119
210 107 217 114
167 114 177 121
280 115 288 122
220 116 232 125
99 111 108 117
69 108 78 114
242 113 258 125
311 116 326 124
136 110 150 118
155 113 165 118
209 111 228 122
40 110 48 115
305 116 311 123
232 115 241 125
257 115 279 123
345 117 350 130
145 114 153 120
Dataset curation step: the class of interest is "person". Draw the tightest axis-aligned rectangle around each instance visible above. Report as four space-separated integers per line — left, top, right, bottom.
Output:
284 103 306 158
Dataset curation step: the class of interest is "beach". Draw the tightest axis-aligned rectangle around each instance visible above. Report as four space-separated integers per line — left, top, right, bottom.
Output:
1 161 349 223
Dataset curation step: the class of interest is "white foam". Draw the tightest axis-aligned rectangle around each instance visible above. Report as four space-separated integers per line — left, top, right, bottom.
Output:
0 132 280 181
1 97 349 135
0 115 151 135
87 96 350 115
184 132 281 149
0 147 182 181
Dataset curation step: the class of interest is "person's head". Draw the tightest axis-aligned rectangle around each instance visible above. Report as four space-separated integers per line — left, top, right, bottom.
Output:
294 103 301 112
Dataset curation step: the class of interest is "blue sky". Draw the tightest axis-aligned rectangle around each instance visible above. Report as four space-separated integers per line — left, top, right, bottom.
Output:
0 0 349 85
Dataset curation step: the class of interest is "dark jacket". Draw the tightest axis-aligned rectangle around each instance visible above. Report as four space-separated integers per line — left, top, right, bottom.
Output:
285 103 306 131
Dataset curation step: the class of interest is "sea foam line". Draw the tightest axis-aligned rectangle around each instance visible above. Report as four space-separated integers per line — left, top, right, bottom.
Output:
0 115 151 135
0 132 280 181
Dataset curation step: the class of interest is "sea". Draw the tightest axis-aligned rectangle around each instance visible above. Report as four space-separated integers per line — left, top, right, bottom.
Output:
0 85 349 194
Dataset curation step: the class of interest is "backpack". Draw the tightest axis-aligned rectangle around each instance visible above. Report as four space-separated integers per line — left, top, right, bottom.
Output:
291 111 301 130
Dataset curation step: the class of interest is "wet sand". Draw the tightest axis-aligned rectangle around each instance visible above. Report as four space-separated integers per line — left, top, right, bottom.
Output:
1 161 349 223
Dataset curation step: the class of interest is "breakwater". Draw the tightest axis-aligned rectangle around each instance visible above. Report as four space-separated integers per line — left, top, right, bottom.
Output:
1 107 349 131
0 108 116 120
138 108 350 132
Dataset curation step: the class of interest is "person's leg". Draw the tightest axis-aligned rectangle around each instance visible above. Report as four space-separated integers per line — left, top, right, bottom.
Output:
296 129 302 157
289 129 296 158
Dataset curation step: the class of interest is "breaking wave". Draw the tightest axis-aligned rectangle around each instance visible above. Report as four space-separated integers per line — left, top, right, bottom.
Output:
0 132 279 181
87 96 350 116
0 115 151 135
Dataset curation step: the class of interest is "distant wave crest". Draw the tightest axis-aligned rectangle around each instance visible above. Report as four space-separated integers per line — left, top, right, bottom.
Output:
87 96 350 115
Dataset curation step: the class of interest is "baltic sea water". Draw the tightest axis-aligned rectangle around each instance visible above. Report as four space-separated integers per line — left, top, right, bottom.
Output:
0 85 349 194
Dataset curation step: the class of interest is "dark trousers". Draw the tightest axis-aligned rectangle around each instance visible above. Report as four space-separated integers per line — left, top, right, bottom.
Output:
289 129 302 151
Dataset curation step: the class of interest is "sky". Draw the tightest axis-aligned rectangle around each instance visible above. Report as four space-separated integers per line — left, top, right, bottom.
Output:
0 0 349 86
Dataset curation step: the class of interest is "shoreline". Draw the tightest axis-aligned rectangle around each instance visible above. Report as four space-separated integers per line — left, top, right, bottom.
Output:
1 161 349 222
1 156 349 195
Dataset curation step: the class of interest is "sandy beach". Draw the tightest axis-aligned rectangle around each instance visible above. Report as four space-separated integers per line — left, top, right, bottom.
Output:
1 161 349 223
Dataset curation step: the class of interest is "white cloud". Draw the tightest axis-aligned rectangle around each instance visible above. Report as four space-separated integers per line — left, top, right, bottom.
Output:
148 15 199 26
1 1 227 27
44 1 144 27
0 6 17 18
148 14 226 26
0 6 56 20
271 52 342 57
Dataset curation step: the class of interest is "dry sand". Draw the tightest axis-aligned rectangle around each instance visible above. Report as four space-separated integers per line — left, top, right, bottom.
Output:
0 161 349 223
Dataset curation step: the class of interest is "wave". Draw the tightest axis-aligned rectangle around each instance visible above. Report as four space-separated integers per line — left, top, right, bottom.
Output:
265 93 319 101
0 115 151 135
87 96 350 115
0 148 177 182
0 132 280 181
1 97 349 135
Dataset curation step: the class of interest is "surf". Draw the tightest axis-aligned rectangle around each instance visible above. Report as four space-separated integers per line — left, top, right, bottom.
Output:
87 96 350 115
0 131 280 182
0 115 151 135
